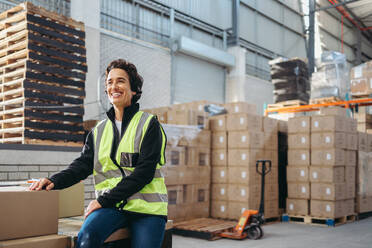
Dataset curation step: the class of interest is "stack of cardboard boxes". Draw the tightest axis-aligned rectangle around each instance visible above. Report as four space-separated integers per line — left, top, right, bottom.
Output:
350 60 372 97
210 102 279 220
286 116 311 216
353 107 372 132
356 132 372 213
286 107 357 218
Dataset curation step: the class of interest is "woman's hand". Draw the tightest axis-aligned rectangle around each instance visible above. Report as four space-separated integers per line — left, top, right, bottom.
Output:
29 178 54 191
85 200 102 218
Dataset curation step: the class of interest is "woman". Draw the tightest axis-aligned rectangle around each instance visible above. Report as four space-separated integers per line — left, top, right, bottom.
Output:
30 59 168 248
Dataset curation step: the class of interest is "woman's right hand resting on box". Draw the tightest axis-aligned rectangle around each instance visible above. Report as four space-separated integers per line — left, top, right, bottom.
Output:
29 178 54 191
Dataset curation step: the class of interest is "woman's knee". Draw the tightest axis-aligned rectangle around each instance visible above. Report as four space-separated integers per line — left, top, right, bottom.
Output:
76 228 101 248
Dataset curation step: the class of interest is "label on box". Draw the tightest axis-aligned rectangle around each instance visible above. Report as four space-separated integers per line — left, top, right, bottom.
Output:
241 171 246 178
370 79 372 88
314 121 319 128
179 172 184 177
220 171 225 177
220 188 225 195
302 121 306 127
354 66 362 78
289 204 294 210
325 136 331 143
241 136 246 142
326 153 331 160
219 136 224 143
198 105 203 111
326 205 331 212
221 205 225 212
235 106 239 112
220 153 224 160
301 137 306 144
241 153 246 161
241 207 246 213
312 172 318 179
241 189 246 196
326 188 331 195
218 120 223 126
240 117 244 125
301 186 306 193
301 154 306 160
300 170 305 177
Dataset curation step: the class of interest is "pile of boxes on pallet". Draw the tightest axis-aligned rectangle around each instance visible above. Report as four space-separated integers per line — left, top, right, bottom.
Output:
287 107 357 218
350 60 372 97
144 101 212 222
0 183 84 247
353 107 372 132
209 102 280 220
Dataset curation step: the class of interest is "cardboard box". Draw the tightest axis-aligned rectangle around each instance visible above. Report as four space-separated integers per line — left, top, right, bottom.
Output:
353 112 372 123
0 187 58 241
227 200 279 220
288 116 311 134
193 202 210 218
162 166 179 185
345 150 357 166
212 167 228 183
311 116 346 132
211 149 227 167
228 167 261 185
311 149 345 166
263 117 278 133
346 133 358 150
224 101 257 114
288 149 310 166
211 184 228 201
310 132 346 149
167 185 184 205
310 199 354 218
165 146 186 166
346 183 355 199
347 118 358 133
320 107 347 116
0 235 71 248
198 166 211 184
209 115 227 131
358 132 368 151
193 184 210 203
58 182 84 218
212 131 227 149
345 166 356 183
266 165 279 184
188 147 210 166
226 113 262 131
228 131 264 149
211 200 228 219
309 166 345 183
278 120 288 133
182 185 194 204
286 198 309 216
227 183 278 202
356 195 372 213
288 134 310 149
311 183 347 200
351 78 372 96
287 183 310 199
367 133 372 152
227 149 265 167
263 132 278 150
287 166 309 182
357 122 372 132
264 150 279 166
184 130 211 148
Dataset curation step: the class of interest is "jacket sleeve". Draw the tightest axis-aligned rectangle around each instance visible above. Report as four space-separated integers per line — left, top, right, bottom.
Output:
97 117 164 208
49 131 94 190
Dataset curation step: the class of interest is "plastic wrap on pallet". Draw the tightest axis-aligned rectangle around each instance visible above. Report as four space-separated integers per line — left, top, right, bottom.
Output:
162 124 201 147
311 51 349 100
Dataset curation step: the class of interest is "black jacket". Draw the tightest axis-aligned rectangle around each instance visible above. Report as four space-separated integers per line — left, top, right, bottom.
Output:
50 103 166 213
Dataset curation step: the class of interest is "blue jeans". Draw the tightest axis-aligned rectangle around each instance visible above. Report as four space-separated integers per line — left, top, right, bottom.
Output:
76 208 166 248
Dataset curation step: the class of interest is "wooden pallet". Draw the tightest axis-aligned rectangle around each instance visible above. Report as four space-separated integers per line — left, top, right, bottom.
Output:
356 211 372 221
173 218 237 240
268 100 307 109
309 96 341 104
282 214 356 227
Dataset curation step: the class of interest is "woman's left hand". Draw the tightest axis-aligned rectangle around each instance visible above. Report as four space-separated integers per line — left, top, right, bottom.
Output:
84 200 102 218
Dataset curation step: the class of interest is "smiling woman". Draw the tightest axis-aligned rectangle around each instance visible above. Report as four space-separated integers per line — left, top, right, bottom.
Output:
29 59 168 248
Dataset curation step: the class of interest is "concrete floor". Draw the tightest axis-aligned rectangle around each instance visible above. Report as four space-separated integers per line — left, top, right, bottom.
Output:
173 217 372 248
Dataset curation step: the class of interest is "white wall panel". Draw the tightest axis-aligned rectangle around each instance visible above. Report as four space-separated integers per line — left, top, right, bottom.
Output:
239 6 256 43
284 29 307 58
257 15 283 54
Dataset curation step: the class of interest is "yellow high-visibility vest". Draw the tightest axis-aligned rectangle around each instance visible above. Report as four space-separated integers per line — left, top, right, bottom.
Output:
93 111 167 216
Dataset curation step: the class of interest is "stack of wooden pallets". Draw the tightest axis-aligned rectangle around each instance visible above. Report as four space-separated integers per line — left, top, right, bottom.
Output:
0 2 86 146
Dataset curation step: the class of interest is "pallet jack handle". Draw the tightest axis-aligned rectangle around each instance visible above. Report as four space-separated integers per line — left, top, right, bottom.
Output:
256 160 271 216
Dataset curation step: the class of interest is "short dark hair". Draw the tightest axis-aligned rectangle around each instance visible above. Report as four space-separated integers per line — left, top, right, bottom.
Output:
105 59 143 104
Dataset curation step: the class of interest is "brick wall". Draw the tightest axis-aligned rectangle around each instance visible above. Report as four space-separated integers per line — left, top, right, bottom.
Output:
0 148 95 207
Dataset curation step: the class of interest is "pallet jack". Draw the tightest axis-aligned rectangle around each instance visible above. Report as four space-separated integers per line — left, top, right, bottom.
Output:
218 160 271 240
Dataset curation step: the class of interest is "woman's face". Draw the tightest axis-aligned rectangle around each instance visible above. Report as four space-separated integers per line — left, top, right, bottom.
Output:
106 68 136 109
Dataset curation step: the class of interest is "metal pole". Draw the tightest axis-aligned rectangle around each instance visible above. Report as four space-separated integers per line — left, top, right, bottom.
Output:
308 0 315 76
356 28 362 64
232 0 240 46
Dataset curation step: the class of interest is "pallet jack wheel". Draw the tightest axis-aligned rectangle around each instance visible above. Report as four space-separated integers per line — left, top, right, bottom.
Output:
246 225 262 240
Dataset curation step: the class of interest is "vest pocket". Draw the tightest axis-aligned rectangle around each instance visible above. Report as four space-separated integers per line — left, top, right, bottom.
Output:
120 152 139 167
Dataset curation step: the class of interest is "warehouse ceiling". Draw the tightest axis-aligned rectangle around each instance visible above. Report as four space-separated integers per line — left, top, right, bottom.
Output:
345 0 372 27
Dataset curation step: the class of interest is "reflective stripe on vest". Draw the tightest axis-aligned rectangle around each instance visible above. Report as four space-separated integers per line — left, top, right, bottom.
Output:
93 111 167 216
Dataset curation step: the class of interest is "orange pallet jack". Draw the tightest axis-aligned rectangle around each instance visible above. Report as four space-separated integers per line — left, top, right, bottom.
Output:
219 160 271 240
